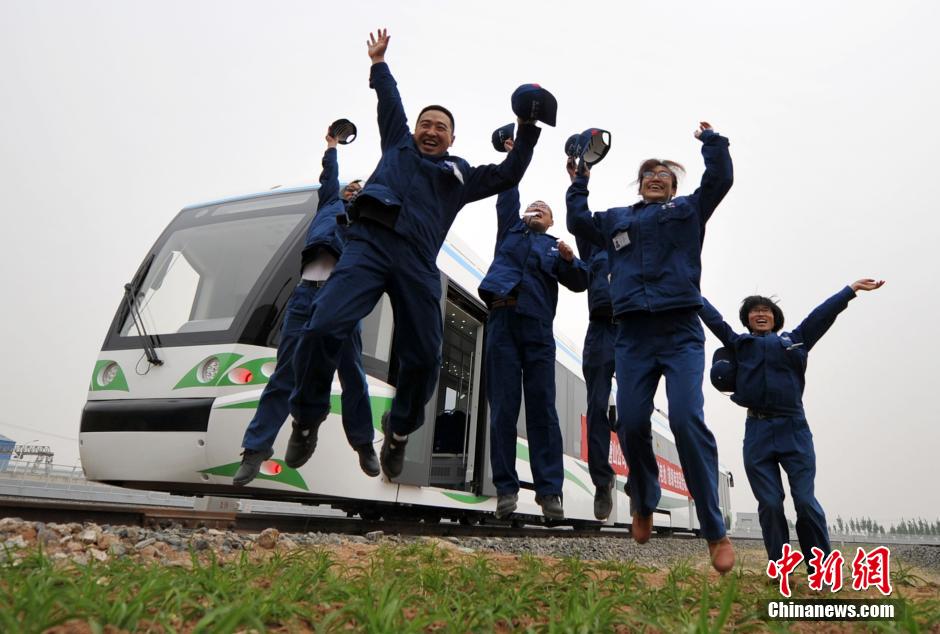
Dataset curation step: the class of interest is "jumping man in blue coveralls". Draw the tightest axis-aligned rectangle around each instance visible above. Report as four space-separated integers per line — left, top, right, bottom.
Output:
232 128 377 486
479 136 588 521
566 122 736 573
568 195 617 521
288 29 542 480
699 278 885 562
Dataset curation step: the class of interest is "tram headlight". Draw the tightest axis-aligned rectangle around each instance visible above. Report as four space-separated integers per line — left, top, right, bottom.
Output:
199 357 220 383
98 362 119 387
260 461 282 476
227 367 253 384
261 361 276 378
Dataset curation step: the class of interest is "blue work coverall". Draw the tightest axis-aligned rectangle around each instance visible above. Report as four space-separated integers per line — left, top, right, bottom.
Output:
699 286 857 560
241 147 373 454
290 61 540 440
574 236 617 490
566 129 733 541
479 187 588 497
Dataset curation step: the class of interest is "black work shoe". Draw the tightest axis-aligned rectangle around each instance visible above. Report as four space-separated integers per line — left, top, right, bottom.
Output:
284 418 324 468
355 443 380 477
535 494 565 521
594 481 614 520
233 447 274 486
379 412 408 479
494 492 518 519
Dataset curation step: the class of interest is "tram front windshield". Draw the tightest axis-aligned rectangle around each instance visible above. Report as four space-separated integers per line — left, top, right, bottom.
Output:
118 192 311 340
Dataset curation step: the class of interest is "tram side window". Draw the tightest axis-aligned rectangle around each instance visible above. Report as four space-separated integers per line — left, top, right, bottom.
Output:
360 294 393 381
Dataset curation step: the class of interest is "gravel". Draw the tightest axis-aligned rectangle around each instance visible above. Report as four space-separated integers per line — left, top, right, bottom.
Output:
1 516 937 574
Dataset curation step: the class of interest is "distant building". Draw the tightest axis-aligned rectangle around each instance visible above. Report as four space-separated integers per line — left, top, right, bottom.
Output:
735 511 797 534
735 512 760 533
0 433 15 471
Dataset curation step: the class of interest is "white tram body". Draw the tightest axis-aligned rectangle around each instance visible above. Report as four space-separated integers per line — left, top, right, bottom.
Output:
80 185 732 529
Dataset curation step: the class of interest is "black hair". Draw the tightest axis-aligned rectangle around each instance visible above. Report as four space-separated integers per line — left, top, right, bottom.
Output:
739 295 785 332
417 105 455 132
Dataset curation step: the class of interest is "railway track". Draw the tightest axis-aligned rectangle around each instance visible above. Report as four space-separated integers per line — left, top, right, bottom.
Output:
0 495 711 541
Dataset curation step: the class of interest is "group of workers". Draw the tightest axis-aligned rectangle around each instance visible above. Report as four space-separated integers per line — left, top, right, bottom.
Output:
230 28 884 574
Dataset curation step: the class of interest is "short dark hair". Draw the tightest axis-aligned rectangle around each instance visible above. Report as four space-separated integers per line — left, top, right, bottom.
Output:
417 105 455 132
635 159 685 192
739 295 785 332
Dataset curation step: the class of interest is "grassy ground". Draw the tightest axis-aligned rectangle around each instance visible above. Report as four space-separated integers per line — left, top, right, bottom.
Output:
1 541 938 633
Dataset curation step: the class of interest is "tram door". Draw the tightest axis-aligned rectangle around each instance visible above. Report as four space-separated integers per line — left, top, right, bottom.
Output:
396 280 485 489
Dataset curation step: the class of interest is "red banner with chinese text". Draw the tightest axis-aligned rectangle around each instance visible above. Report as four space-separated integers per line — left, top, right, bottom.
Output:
580 414 690 498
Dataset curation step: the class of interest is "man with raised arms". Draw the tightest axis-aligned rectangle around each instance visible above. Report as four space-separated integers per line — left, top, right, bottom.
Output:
566 123 735 573
480 135 588 521
233 127 376 486
288 29 542 479
699 279 885 563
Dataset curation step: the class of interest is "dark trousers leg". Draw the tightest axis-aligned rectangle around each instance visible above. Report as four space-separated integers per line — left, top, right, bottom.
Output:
780 418 830 557
659 321 726 541
384 246 442 437
744 419 789 561
485 309 523 495
521 315 564 497
614 321 661 517
336 320 375 448
289 238 387 426
241 283 316 451
583 322 616 488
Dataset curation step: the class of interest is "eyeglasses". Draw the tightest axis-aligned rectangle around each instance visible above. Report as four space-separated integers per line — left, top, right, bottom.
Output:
641 170 673 182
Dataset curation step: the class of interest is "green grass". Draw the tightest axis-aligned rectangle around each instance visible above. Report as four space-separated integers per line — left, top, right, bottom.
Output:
0 542 937 633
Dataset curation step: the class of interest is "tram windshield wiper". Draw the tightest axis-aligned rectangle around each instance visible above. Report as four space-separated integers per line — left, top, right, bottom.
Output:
122 254 163 366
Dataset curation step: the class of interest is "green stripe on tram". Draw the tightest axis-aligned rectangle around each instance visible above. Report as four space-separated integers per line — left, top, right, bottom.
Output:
441 492 490 504
516 442 591 495
200 460 308 491
218 393 394 429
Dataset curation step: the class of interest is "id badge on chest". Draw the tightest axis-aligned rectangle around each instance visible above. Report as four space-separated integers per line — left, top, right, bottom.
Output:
612 231 631 251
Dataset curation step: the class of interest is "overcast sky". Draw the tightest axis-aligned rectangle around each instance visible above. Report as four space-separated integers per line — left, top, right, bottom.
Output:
2 1 938 526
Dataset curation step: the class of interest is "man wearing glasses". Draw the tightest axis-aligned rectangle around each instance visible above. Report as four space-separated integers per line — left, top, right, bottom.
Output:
233 126 376 486
566 122 736 573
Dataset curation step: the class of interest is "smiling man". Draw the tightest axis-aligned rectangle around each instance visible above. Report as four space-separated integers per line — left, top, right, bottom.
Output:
479 137 588 521
288 29 542 481
566 122 736 573
699 279 885 563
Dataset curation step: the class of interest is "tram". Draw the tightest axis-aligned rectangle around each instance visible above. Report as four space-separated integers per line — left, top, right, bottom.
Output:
79 185 732 530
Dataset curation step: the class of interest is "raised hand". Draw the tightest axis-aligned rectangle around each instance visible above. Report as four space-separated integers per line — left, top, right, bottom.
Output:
503 138 514 152
367 28 390 63
850 278 886 292
557 240 574 262
694 121 713 139
325 126 338 149
566 156 590 182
